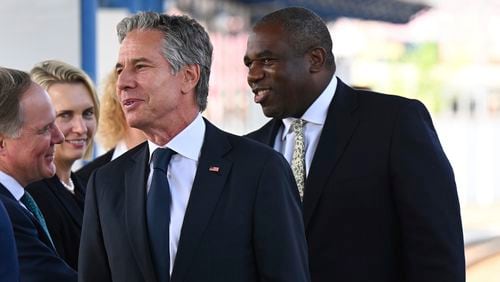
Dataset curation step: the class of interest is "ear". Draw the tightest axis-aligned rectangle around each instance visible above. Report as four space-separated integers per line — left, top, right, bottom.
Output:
0 135 7 155
180 64 201 94
308 47 327 73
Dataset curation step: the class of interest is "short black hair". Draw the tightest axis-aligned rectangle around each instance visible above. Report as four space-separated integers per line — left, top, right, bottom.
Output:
254 7 335 69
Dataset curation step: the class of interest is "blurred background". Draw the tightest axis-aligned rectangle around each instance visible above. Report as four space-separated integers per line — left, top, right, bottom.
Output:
1 0 499 279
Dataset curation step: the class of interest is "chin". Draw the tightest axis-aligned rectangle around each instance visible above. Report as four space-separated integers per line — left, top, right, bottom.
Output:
43 168 57 178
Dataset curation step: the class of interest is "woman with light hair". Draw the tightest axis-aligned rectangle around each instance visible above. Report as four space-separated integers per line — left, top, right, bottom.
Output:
25 59 99 270
76 71 145 188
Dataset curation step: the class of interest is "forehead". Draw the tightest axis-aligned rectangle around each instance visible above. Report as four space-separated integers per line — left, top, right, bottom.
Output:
20 83 54 125
48 83 94 106
246 23 291 55
118 29 165 61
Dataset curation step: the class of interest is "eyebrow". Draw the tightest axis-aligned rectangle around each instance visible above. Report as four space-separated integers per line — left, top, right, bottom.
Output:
115 57 153 70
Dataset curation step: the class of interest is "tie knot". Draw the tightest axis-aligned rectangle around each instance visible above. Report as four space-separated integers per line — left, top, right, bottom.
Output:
292 119 305 134
151 148 175 172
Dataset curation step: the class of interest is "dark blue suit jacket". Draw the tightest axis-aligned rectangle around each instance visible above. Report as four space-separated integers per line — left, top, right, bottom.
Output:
0 200 18 282
25 173 85 270
76 148 114 189
79 119 310 282
0 184 77 282
247 78 465 282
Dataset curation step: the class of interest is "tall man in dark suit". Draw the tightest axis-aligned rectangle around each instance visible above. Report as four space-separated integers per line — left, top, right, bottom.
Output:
0 67 77 281
244 7 465 282
78 12 310 282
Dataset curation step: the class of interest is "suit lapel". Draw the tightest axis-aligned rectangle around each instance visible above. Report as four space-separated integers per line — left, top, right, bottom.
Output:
124 143 158 282
46 176 83 227
0 184 56 251
171 119 232 282
303 79 360 229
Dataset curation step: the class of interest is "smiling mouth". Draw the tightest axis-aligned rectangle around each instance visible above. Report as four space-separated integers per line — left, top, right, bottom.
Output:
65 139 87 145
122 98 143 109
253 88 271 104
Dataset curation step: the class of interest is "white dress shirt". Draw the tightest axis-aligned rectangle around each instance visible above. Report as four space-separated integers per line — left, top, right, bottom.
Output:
0 170 27 208
274 76 337 176
147 113 205 275
111 140 129 160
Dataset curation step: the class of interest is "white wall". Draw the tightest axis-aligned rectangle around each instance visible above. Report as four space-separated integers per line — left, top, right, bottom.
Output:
0 0 80 71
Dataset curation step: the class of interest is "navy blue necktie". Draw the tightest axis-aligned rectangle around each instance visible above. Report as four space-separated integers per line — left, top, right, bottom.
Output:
21 191 54 247
147 148 175 282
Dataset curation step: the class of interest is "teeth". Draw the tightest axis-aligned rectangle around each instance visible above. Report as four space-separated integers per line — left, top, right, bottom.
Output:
67 140 86 145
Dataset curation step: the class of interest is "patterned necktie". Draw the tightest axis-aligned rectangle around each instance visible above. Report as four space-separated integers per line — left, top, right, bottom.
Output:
291 119 306 200
147 148 175 282
21 191 54 246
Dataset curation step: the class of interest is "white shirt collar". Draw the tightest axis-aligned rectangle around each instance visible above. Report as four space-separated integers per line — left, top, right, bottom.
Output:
148 113 206 162
281 75 337 140
0 170 26 201
111 140 129 160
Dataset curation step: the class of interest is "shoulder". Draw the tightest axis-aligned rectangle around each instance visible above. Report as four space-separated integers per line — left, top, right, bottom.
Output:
76 149 114 180
95 142 147 173
245 120 275 139
224 131 291 174
25 178 53 196
348 87 429 122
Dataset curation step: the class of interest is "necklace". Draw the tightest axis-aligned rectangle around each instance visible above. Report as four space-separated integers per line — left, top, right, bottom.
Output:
61 177 75 194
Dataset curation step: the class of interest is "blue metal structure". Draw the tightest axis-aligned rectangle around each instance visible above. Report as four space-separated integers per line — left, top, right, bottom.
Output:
81 0 98 82
80 0 164 82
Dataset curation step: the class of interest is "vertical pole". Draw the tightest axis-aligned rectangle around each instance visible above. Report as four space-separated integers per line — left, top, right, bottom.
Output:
81 0 97 82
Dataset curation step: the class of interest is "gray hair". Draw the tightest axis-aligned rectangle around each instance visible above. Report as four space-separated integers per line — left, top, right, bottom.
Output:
117 12 213 111
0 67 32 138
255 7 335 70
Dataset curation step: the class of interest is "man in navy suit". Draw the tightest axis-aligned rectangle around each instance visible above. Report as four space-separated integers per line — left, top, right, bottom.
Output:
244 7 465 282
78 12 310 282
0 67 76 281
0 200 18 281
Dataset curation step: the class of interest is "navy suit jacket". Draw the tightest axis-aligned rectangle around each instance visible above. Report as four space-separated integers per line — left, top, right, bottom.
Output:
76 148 114 189
247 78 465 282
79 119 310 282
0 184 77 282
25 173 85 270
0 200 18 282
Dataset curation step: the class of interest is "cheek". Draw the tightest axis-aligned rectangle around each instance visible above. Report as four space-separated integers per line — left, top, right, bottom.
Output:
85 119 97 138
55 120 72 137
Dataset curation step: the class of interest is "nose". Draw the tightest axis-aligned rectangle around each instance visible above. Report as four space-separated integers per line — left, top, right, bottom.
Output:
247 63 264 86
51 124 65 145
116 67 135 92
72 116 88 135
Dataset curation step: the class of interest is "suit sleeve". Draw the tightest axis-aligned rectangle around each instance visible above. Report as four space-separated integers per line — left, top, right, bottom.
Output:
0 201 19 282
391 99 465 282
3 199 77 281
253 152 311 282
78 170 112 282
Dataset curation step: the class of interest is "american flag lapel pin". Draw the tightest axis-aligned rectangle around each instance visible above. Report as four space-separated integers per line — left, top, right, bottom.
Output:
209 165 220 174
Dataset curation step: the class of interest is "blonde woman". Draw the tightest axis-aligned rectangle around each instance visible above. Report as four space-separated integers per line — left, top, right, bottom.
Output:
26 60 99 270
76 71 145 187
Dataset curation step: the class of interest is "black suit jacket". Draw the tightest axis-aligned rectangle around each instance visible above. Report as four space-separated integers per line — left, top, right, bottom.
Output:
0 200 19 281
76 148 114 189
0 184 77 282
25 173 84 270
247 78 465 282
79 119 310 282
